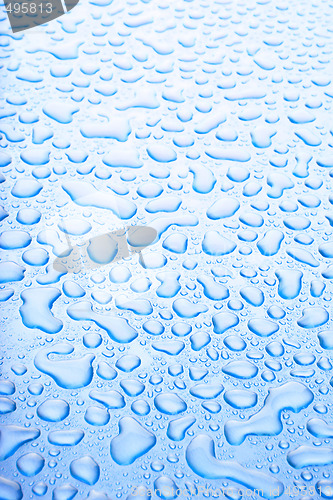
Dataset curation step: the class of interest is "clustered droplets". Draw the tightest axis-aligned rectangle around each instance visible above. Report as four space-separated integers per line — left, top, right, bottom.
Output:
0 0 333 498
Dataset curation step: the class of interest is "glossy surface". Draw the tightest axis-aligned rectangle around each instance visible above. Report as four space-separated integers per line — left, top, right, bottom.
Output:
0 0 333 498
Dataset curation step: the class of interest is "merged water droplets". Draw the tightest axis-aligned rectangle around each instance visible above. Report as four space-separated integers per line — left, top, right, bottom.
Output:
1 0 333 497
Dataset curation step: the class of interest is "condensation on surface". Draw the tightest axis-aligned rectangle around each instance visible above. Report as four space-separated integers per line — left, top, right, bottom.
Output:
0 0 333 498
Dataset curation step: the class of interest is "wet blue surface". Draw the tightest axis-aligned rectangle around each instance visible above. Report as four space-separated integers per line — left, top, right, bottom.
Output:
0 0 333 498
